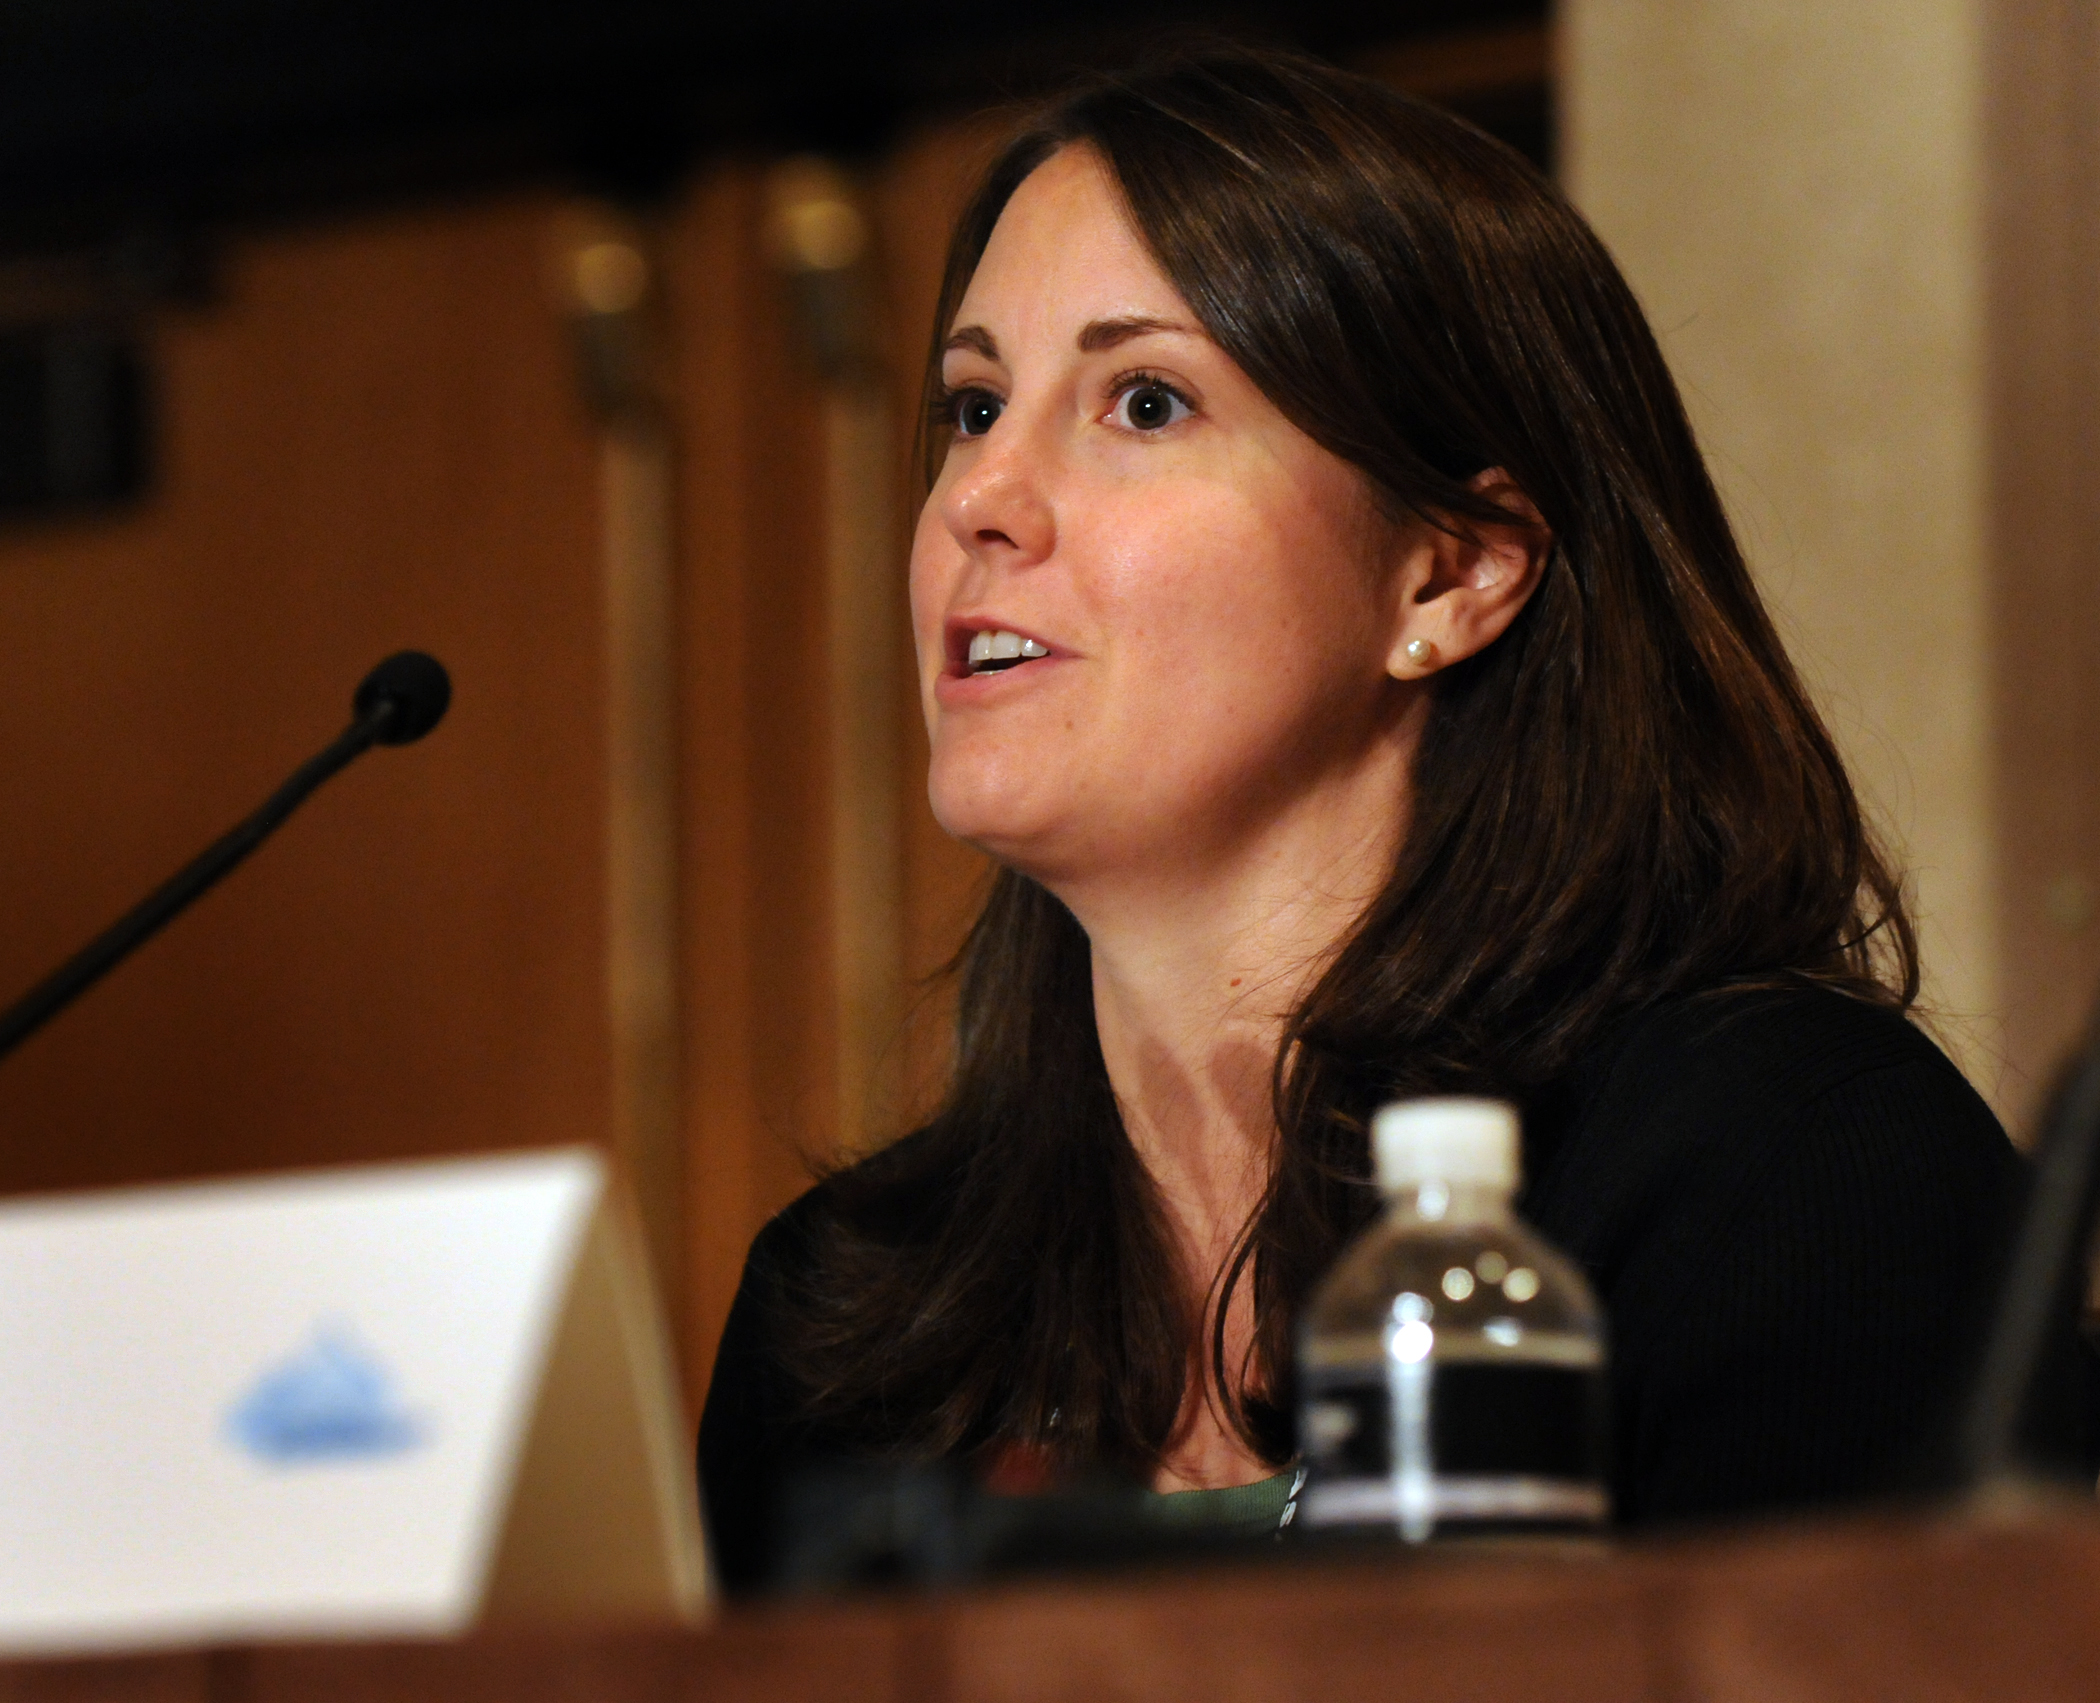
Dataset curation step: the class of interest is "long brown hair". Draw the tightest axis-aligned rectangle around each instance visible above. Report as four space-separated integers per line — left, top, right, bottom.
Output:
780 44 1917 1478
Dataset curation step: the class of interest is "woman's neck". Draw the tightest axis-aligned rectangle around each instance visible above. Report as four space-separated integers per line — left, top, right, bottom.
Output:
1061 777 1407 1488
1086 906 1293 1273
1075 767 1406 1245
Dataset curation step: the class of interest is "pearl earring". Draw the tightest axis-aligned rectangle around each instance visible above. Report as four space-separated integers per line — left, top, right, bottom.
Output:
1404 637 1437 670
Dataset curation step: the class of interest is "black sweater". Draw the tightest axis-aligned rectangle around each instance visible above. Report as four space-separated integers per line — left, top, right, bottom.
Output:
699 985 2036 1592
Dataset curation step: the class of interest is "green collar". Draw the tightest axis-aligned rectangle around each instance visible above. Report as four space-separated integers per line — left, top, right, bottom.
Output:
1140 1466 1300 1533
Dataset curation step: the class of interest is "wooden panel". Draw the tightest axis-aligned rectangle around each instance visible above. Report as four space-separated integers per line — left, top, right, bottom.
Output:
1984 2 2100 1127
1357 22 1550 102
674 121 1006 1400
0 1654 208 1703
0 120 1012 1415
935 1557 1660 1703
669 164 836 1407
1670 1511 2100 1700
0 195 608 1194
238 1611 906 1703
871 118 1005 1130
9 1508 2100 1702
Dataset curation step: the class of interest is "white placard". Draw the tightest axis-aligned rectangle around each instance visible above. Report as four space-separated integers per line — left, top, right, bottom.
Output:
0 1147 707 1655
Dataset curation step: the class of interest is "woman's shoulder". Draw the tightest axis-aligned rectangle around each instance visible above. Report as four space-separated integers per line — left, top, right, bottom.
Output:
1561 979 1997 1156
1591 980 1978 1111
739 1127 957 1292
698 1128 957 1592
1522 981 2014 1274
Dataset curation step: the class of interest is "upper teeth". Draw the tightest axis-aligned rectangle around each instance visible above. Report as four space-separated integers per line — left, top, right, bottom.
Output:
967 629 1050 670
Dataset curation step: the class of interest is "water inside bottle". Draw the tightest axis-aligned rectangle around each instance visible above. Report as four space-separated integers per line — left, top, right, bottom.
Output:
1300 1319 1609 1538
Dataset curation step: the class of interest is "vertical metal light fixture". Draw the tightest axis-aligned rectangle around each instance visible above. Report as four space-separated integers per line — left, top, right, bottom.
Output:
552 209 685 1308
766 158 906 1152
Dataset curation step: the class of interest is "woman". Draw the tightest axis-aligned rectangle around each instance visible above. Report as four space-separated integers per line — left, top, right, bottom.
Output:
700 46 2029 1591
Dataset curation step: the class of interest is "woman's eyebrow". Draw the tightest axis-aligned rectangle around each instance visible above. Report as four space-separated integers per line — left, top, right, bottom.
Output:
944 325 999 359
1077 315 1202 352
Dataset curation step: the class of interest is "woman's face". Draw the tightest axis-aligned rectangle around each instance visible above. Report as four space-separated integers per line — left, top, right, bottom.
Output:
911 146 1414 893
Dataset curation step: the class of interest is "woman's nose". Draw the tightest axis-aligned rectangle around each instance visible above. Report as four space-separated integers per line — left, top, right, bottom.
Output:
938 426 1055 569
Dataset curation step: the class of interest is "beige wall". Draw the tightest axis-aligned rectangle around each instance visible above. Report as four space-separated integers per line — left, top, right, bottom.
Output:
1563 2 2031 1105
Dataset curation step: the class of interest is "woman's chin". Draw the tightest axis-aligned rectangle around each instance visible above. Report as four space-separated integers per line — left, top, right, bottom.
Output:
930 798 1050 868
929 773 1073 874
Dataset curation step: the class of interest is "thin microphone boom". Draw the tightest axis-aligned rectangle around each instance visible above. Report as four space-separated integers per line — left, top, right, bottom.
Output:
0 651 451 1067
1954 1002 2100 1489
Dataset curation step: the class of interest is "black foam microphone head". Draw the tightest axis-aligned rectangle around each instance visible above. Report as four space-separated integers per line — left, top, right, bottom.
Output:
353 651 452 745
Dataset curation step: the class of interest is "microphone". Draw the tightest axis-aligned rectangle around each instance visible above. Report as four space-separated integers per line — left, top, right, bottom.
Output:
352 650 451 745
1950 1004 2100 1492
0 652 452 1066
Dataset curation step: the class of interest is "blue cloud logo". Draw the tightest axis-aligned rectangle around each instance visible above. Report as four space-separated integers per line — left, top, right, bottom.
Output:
226 1326 425 1463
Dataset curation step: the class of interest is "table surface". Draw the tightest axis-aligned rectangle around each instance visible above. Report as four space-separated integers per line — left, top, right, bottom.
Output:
5 1496 2098 1702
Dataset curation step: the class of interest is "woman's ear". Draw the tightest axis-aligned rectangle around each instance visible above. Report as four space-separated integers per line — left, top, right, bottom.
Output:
1384 468 1552 680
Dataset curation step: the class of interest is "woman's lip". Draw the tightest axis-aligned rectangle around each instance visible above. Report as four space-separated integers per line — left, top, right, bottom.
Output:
934 651 1069 705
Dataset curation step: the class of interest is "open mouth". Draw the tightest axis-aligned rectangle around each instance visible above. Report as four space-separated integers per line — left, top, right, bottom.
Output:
962 628 1051 676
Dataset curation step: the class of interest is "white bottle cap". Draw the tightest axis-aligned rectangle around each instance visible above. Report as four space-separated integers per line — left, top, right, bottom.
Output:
1372 1097 1520 1194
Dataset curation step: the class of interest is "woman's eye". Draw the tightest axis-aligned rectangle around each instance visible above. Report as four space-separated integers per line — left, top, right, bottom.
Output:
951 389 1003 438
1111 381 1192 432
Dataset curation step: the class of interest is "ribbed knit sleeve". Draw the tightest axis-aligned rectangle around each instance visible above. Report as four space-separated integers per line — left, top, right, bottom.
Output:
1524 988 2027 1526
1615 1056 2017 1520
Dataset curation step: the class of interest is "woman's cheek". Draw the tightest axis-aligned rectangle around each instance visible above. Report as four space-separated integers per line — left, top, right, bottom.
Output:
907 551 958 712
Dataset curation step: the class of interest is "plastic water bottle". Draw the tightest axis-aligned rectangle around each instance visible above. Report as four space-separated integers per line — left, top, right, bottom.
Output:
1297 1097 1610 1541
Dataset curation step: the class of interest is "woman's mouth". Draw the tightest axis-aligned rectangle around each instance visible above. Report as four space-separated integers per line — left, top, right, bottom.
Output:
962 627 1051 676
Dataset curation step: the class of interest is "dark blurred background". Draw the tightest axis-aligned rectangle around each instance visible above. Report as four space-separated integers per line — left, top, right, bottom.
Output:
0 2 1546 239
